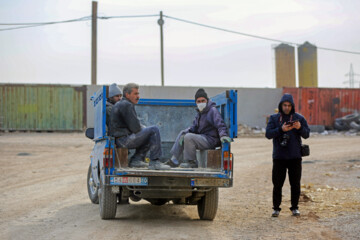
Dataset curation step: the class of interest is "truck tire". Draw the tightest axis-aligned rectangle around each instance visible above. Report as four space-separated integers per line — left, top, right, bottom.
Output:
350 121 360 130
197 188 218 220
341 113 359 124
99 173 117 219
334 119 349 131
87 164 99 204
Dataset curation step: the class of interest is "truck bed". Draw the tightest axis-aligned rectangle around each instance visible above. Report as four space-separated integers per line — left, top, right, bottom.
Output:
113 167 229 178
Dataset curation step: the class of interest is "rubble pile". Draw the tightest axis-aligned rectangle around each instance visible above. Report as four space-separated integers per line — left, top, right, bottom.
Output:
334 113 360 132
300 183 360 217
238 124 265 137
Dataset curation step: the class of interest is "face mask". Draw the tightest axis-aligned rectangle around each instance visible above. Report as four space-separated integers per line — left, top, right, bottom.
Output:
197 103 207 112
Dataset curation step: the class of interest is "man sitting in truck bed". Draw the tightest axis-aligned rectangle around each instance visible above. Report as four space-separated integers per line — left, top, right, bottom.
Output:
169 88 232 168
109 83 170 170
106 83 122 129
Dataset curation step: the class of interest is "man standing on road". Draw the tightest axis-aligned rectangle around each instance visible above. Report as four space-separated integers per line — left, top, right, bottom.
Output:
265 93 310 217
169 88 231 168
109 83 170 170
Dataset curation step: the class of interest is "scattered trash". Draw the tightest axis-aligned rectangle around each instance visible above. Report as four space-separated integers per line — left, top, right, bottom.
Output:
302 160 315 164
299 192 313 202
301 183 314 189
17 152 31 156
348 159 360 163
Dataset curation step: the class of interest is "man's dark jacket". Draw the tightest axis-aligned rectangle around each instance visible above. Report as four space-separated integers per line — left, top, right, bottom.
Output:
106 100 113 128
109 98 141 137
188 101 228 148
265 94 310 160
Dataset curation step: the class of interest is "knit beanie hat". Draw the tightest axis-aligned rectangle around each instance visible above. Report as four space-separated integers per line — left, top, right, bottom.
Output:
109 83 122 98
195 88 208 101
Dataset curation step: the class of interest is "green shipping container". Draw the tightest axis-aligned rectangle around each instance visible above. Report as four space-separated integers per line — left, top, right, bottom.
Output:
0 84 86 131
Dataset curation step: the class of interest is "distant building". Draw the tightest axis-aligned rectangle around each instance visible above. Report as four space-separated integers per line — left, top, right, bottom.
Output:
275 43 296 88
298 41 318 87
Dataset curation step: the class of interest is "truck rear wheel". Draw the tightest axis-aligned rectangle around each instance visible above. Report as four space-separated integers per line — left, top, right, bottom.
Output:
87 164 99 204
99 173 117 219
197 188 218 220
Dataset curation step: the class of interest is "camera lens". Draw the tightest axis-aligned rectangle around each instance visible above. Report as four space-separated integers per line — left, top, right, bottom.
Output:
280 134 290 147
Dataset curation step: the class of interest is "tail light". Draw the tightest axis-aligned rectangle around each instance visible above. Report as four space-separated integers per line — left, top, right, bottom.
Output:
223 151 233 171
103 148 113 168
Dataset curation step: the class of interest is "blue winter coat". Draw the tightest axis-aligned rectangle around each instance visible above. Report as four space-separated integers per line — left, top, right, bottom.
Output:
265 94 310 160
188 101 228 148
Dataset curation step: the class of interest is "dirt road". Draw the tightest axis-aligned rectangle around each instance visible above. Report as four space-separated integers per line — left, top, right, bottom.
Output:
1 133 359 240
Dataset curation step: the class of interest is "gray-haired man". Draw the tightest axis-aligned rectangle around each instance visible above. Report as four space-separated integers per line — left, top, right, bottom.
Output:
109 83 170 170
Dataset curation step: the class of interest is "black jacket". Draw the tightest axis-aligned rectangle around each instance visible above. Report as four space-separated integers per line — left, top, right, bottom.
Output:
106 100 113 128
266 94 310 160
109 98 141 137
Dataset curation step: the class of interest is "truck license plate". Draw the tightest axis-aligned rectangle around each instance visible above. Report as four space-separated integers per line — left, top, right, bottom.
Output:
191 178 229 187
110 177 148 186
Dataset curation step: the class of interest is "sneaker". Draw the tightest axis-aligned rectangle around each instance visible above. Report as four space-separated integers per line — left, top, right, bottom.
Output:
169 157 179 167
291 209 300 216
164 159 178 168
148 160 171 170
129 160 148 168
179 161 198 168
272 210 280 217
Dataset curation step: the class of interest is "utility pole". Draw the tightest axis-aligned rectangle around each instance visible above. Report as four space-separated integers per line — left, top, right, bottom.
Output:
158 11 165 86
91 1 98 85
343 63 359 88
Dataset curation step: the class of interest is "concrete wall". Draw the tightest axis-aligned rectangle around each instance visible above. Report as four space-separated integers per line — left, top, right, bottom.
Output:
236 88 282 128
86 85 283 129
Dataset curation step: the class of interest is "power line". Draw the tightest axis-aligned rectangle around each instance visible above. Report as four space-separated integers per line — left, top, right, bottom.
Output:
163 15 360 55
1 13 360 56
98 14 159 19
0 14 158 32
0 16 90 25
0 16 91 31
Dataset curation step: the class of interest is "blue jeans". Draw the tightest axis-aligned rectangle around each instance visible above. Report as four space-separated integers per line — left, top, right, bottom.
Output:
115 126 162 161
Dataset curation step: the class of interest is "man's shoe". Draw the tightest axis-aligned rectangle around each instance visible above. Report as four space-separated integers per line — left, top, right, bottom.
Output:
129 160 148 168
169 157 179 167
272 210 280 217
179 161 198 168
291 209 300 216
164 159 178 168
148 160 171 170
164 157 179 167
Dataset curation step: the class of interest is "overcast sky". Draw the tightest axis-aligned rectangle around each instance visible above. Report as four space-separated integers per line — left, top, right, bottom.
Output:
1 0 360 88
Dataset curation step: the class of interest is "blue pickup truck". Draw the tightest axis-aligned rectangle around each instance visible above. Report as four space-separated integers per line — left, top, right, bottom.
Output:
86 86 237 220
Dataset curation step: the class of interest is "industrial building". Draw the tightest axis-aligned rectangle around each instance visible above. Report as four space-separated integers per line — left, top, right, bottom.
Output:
274 43 296 88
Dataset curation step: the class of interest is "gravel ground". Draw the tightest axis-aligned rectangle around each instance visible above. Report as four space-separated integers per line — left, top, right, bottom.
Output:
0 133 359 240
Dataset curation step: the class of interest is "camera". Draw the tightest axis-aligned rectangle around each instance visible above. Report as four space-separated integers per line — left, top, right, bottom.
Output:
280 134 290 147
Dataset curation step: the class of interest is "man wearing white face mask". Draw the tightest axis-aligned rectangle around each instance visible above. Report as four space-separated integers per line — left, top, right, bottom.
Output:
169 88 231 168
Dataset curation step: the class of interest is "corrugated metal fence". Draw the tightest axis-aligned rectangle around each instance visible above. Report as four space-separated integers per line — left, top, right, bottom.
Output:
283 88 360 127
0 84 86 131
